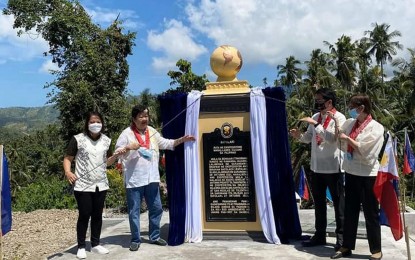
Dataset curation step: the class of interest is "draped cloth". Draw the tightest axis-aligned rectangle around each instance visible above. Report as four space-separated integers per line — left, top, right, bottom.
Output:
250 87 281 244
184 90 203 242
159 87 301 245
159 93 187 246
262 87 302 243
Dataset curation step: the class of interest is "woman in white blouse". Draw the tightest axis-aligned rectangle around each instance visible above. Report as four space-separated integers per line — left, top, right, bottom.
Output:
330 94 384 260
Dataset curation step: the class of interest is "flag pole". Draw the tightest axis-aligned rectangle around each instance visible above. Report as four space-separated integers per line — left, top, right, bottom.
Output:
397 133 411 260
401 186 411 260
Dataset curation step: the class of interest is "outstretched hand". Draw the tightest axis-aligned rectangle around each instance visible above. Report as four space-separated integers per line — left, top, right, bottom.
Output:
289 128 302 139
300 117 318 125
182 135 196 142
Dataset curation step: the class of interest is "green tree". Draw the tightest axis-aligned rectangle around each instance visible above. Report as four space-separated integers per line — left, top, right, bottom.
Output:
165 59 209 94
324 35 357 91
4 0 135 142
277 55 302 97
355 39 373 93
391 48 415 130
304 49 336 88
364 23 403 83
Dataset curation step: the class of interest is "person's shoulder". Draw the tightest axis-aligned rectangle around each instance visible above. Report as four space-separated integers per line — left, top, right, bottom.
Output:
334 111 346 119
370 119 384 131
74 132 85 140
342 118 355 128
120 126 132 135
147 126 158 133
311 112 320 119
101 133 111 141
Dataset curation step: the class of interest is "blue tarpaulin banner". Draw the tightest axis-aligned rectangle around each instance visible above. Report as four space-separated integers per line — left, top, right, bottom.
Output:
1 146 12 236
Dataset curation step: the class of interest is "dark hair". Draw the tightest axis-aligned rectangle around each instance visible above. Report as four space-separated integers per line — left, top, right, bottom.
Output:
84 111 104 133
131 104 149 120
349 94 372 114
315 87 337 107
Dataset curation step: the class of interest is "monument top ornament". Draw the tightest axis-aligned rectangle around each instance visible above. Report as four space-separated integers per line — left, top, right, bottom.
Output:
205 45 249 95
210 45 243 82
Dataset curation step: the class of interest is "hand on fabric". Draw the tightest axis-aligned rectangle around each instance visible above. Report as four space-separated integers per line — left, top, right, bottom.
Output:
300 117 318 125
182 135 196 142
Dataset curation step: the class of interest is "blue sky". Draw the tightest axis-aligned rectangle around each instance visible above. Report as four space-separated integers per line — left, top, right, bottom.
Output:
0 0 414 108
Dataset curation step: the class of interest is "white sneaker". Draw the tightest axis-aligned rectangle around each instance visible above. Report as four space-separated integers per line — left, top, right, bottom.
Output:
91 245 109 254
76 248 87 259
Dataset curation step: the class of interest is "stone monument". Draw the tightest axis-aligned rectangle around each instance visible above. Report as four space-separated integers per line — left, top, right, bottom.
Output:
199 45 261 232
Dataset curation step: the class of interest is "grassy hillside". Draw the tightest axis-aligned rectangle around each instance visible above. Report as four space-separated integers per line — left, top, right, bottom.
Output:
0 106 59 141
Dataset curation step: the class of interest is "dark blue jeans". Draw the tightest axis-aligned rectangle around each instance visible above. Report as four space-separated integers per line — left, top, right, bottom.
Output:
126 182 163 243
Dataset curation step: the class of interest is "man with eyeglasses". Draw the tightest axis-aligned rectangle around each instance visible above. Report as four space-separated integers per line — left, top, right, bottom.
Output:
289 87 346 251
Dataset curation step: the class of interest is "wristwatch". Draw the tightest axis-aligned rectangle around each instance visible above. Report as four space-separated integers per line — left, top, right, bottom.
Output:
314 122 320 127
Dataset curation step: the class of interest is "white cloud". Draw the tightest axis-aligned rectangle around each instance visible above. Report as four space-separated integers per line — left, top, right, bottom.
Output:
39 59 60 74
185 0 415 68
0 14 48 63
146 19 208 71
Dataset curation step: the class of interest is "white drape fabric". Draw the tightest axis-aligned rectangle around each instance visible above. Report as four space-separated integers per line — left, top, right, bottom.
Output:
184 90 203 242
250 88 281 244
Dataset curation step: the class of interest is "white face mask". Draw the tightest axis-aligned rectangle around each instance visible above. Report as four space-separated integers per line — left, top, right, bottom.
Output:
88 123 102 134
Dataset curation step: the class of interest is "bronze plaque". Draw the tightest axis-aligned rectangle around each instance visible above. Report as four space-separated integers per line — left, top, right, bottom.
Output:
202 125 256 222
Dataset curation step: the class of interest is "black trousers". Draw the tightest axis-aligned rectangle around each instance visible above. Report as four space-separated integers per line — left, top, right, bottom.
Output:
343 173 381 253
74 187 107 248
311 171 345 244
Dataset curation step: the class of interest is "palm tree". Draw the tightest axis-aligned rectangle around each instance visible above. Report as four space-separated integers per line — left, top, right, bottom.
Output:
355 39 373 93
392 48 415 119
363 23 403 83
277 55 302 97
324 35 357 91
304 48 335 88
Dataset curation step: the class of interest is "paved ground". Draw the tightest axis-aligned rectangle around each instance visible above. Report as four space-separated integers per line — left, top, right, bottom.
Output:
48 206 415 260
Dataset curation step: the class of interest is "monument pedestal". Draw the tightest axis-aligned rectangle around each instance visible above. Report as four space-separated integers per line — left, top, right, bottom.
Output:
199 80 261 232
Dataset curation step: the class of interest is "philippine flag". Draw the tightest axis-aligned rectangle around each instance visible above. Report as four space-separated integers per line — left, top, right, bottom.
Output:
298 166 310 200
403 129 415 175
373 132 403 241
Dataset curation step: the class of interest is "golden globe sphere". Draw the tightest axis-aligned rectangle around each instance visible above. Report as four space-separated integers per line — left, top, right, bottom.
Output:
210 45 243 82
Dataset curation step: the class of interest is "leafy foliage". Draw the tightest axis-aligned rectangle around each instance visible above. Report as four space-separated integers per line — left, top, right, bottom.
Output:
165 59 209 94
4 0 136 142
5 124 65 198
106 169 127 211
13 176 76 212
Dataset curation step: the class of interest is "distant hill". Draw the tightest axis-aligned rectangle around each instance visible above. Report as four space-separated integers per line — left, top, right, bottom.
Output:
0 106 59 140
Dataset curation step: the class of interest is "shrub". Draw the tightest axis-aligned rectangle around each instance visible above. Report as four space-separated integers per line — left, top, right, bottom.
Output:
106 169 127 211
13 176 76 212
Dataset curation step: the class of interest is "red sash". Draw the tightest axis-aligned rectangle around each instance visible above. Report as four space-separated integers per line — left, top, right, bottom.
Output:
316 108 336 145
131 124 150 149
347 114 372 156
